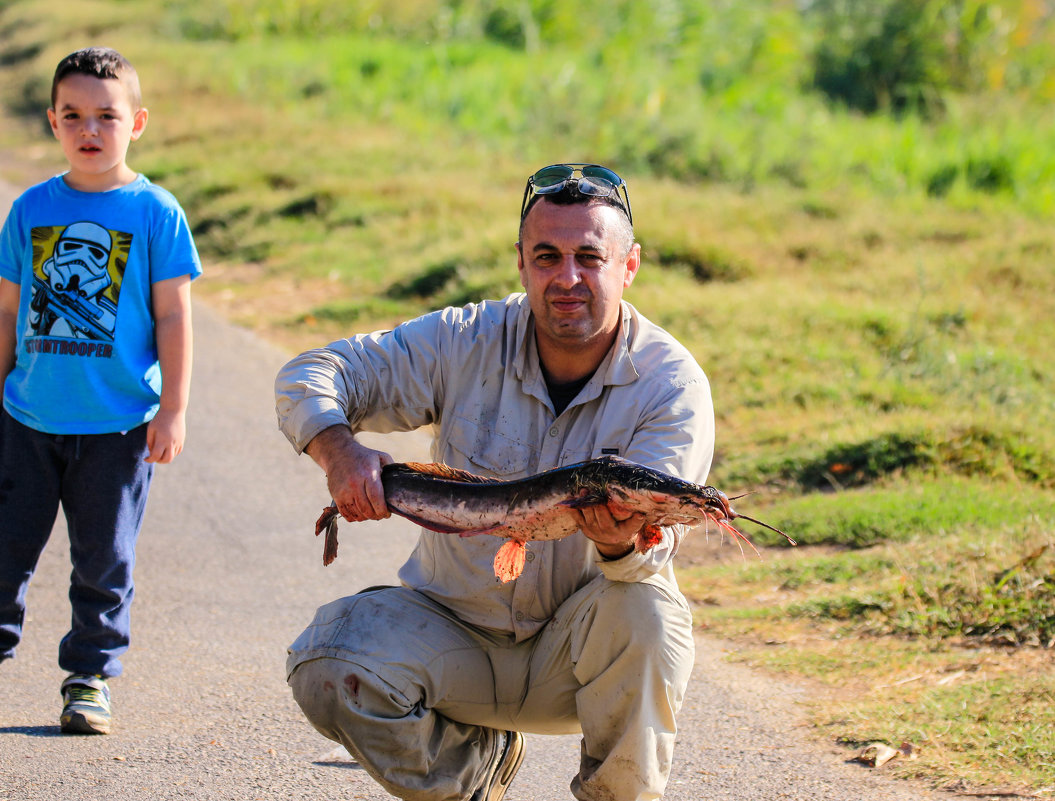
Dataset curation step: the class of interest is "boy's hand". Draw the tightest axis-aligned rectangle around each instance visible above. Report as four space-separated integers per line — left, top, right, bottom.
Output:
145 408 186 464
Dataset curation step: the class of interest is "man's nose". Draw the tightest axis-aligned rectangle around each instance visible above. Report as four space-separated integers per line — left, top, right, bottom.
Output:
553 255 582 286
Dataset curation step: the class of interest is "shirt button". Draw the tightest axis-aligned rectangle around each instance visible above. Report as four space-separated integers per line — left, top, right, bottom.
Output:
525 552 535 562
549 427 559 437
515 612 524 621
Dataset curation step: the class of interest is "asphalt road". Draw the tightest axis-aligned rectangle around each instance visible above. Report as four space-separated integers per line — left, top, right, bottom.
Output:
0 174 959 800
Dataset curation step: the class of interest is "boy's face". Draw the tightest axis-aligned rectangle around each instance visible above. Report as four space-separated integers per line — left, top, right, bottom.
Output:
47 73 148 192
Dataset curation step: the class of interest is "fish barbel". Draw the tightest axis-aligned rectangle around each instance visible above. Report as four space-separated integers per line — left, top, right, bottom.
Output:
314 455 795 582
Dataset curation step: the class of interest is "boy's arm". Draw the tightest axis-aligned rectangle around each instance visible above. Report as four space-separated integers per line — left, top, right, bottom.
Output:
146 274 193 463
0 278 19 385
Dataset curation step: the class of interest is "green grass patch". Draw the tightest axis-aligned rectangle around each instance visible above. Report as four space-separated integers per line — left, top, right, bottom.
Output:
828 674 1055 790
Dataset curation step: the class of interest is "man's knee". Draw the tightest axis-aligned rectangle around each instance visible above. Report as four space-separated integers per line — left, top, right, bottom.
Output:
569 578 696 690
594 579 692 647
290 655 421 735
288 658 345 739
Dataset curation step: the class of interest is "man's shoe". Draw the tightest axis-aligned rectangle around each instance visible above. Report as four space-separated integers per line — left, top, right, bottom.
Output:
60 674 111 735
472 730 524 801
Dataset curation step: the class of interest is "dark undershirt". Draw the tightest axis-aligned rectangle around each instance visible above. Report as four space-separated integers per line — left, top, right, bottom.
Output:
546 371 594 416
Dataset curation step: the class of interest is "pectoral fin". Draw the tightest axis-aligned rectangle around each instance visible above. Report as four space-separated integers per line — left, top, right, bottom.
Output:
493 539 527 583
635 523 664 552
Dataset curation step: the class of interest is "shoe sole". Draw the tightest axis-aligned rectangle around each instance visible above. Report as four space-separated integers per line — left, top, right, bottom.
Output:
60 711 111 735
487 731 525 801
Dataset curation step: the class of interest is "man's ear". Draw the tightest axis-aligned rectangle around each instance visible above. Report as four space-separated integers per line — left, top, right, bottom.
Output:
516 241 527 289
623 242 641 288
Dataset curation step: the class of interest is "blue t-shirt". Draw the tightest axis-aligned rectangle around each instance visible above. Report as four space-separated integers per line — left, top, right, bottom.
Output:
0 174 202 434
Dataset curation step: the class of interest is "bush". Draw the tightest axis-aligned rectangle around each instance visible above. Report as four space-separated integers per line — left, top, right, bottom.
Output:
808 0 951 116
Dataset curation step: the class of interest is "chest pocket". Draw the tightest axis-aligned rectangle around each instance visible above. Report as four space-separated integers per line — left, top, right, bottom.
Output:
443 414 538 478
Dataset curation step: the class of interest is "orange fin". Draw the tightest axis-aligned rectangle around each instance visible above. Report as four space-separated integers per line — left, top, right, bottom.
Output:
493 539 527 583
635 523 664 552
399 462 501 484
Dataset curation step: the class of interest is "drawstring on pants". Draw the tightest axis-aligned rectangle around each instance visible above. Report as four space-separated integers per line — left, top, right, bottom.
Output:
54 433 84 460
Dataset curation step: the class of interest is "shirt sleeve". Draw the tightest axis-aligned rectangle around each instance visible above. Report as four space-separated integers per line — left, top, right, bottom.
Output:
275 309 450 452
148 194 202 284
0 197 26 283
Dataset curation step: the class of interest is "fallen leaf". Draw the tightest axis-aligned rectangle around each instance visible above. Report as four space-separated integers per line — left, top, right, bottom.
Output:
853 742 899 768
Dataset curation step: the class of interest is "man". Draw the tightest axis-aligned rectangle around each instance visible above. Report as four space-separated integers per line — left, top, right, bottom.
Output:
275 163 715 801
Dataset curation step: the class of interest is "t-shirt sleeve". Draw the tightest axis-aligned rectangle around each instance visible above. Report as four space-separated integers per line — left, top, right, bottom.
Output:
149 198 202 284
0 198 26 283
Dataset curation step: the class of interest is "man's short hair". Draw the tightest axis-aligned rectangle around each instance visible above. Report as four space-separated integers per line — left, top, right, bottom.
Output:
519 184 635 257
51 47 142 110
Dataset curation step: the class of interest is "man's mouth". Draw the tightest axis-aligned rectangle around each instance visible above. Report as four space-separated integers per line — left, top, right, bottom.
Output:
549 297 588 312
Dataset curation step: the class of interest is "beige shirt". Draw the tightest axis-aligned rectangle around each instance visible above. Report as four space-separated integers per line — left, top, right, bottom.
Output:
275 293 714 640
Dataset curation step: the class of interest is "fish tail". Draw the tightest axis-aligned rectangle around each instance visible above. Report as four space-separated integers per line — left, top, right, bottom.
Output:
316 503 341 566
493 539 527 583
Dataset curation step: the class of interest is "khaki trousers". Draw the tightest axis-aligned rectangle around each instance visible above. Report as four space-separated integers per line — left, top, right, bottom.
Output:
287 575 695 801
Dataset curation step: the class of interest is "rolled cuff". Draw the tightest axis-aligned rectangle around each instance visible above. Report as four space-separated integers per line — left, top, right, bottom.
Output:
281 397 350 453
594 525 682 583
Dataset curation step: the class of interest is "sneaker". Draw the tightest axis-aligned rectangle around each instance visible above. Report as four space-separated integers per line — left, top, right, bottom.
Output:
471 730 524 801
60 674 111 735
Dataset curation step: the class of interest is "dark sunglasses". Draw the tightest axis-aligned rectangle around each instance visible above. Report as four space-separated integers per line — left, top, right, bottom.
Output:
520 163 633 224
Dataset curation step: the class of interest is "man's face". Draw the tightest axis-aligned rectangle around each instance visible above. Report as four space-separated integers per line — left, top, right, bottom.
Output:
517 199 640 363
47 73 147 191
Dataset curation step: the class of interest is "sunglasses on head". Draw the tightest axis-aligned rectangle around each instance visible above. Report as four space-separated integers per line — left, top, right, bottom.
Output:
520 163 633 225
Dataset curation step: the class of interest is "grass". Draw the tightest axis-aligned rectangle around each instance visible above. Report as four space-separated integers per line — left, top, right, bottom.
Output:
2 0 1054 794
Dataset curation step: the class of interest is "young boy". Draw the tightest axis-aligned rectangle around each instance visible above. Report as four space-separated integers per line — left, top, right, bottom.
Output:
0 47 201 734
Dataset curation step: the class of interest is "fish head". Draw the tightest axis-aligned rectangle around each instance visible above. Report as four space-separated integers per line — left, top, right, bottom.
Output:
695 486 734 520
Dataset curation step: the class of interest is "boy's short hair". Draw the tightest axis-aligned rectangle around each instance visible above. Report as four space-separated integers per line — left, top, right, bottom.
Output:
51 47 142 110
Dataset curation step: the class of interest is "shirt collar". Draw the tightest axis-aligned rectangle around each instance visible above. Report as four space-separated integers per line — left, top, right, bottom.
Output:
513 296 640 394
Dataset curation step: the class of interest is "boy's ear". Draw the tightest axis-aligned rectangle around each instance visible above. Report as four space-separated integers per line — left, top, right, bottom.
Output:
46 108 59 138
130 107 149 141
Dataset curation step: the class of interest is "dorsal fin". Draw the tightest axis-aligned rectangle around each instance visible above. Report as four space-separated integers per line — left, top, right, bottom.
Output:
394 461 503 484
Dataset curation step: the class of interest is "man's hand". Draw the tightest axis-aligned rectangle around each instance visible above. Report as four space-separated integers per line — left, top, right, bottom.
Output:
574 503 647 560
305 425 392 522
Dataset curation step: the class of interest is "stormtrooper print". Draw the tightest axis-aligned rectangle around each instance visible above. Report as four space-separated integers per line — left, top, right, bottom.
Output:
29 222 128 341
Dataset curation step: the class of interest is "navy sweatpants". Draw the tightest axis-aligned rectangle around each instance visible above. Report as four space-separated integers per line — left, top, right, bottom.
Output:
0 408 154 677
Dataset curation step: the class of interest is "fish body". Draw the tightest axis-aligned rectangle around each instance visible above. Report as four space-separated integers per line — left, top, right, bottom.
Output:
315 455 794 581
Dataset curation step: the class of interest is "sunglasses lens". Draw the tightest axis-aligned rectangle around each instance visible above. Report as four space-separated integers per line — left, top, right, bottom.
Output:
532 165 574 190
581 165 623 188
576 177 616 196
522 164 632 224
